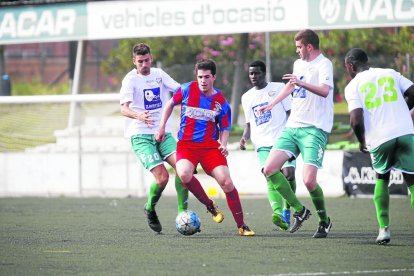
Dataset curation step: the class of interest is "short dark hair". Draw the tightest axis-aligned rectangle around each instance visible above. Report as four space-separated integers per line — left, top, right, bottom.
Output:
294 29 319 50
249 60 266 73
345 48 368 69
195 59 216 76
132 43 151 57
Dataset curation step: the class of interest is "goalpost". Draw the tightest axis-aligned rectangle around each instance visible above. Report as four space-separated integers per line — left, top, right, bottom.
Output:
0 93 120 151
0 93 147 197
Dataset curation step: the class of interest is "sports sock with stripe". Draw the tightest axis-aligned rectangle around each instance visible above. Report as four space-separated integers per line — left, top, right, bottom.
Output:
175 176 189 213
266 179 283 215
185 176 213 207
225 187 244 228
374 179 390 228
146 181 165 211
267 171 303 213
309 184 328 223
408 185 414 209
284 179 297 210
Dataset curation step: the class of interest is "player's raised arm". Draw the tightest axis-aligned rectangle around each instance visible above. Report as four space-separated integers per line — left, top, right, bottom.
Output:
259 82 294 113
282 73 330 98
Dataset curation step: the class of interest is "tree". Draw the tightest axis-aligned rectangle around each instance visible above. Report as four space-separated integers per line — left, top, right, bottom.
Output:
101 28 414 123
101 36 203 85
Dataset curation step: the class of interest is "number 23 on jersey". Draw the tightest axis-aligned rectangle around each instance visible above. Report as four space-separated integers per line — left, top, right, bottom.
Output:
360 76 398 110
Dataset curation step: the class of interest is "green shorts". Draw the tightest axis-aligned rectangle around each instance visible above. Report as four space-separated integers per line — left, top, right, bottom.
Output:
257 146 296 168
369 134 414 174
131 133 177 171
274 126 328 168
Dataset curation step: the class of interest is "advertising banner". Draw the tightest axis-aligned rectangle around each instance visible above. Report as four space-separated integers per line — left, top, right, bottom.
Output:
1 0 414 45
342 150 408 197
87 0 307 40
0 3 87 44
309 0 414 30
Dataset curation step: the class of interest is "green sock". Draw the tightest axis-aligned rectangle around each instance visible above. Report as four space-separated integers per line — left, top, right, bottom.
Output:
175 176 188 213
267 171 303 212
373 179 390 228
267 179 283 215
408 185 414 209
284 179 297 210
309 185 328 223
146 181 164 212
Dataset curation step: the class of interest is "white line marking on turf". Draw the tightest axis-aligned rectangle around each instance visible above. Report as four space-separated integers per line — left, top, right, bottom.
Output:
261 268 414 275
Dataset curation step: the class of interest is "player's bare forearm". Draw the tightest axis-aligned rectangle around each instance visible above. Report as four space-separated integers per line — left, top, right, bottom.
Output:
353 128 367 153
219 130 230 156
219 130 229 146
259 83 293 113
404 85 414 108
283 74 330 98
350 108 367 153
301 82 330 97
219 130 230 147
161 100 175 127
121 102 154 126
120 102 138 119
155 99 174 142
240 123 250 150
404 85 414 121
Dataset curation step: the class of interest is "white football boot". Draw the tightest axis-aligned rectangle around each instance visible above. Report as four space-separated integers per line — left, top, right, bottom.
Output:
376 226 391 245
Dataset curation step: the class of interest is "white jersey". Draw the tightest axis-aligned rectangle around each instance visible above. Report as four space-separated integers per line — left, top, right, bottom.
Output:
120 67 179 137
241 82 292 149
288 53 334 133
345 67 414 150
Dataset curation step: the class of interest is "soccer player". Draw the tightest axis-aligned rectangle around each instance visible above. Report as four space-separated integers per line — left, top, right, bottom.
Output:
120 43 190 233
156 59 255 236
344 48 414 245
259 29 333 238
239 60 296 230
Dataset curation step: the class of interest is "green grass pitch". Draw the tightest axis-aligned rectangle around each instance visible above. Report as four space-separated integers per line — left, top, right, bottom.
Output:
1 197 413 275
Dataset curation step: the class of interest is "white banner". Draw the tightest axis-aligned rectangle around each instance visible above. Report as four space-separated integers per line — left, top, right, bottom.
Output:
309 0 414 30
0 3 87 44
87 0 307 39
2 0 413 45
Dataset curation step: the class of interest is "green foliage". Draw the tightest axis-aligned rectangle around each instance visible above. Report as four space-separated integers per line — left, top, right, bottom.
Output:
320 27 414 96
12 79 70 96
333 101 348 114
101 37 204 84
101 28 414 102
267 28 414 98
101 34 265 98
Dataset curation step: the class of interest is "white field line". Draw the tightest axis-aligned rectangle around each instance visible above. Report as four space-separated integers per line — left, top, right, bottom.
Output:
257 268 414 276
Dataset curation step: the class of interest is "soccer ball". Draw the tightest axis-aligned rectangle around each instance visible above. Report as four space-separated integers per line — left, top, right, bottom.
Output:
175 210 201 236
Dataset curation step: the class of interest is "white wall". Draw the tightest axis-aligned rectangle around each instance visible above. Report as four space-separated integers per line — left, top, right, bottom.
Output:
0 149 345 198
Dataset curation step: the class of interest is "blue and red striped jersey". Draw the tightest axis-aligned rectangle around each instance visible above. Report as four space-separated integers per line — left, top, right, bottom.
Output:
172 81 232 143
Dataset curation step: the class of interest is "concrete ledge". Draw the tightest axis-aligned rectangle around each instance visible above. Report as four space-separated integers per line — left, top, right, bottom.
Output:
0 149 345 198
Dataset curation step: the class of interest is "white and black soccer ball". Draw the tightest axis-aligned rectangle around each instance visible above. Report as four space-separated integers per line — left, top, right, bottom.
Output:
175 210 201 236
